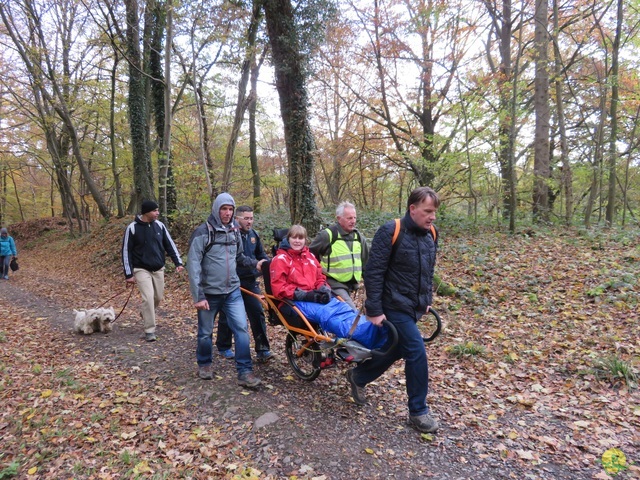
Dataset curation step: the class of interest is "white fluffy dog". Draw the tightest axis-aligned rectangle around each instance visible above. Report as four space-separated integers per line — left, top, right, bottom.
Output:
73 307 115 335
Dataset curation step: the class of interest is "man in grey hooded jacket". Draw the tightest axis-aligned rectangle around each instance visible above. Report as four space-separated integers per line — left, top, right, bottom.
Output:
187 193 265 387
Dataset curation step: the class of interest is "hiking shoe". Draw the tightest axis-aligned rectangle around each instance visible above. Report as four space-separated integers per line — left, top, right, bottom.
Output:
145 332 157 342
218 349 234 359
346 369 367 405
198 364 214 380
408 413 439 433
256 350 274 363
237 372 261 388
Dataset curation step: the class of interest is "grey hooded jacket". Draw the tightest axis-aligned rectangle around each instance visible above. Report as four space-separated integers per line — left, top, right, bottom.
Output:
186 193 258 302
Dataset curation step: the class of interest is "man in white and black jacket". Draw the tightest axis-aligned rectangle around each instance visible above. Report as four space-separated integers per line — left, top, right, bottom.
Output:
122 200 184 342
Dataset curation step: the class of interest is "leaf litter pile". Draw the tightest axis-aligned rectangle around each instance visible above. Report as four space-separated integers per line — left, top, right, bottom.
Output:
0 218 638 479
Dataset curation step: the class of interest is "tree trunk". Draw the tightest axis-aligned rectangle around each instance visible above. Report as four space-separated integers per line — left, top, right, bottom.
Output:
125 0 155 210
552 0 572 226
620 107 640 226
605 0 622 226
193 74 213 198
584 76 607 227
485 0 518 229
110 54 125 218
222 0 264 192
249 47 267 213
147 0 171 219
533 0 550 223
263 0 321 234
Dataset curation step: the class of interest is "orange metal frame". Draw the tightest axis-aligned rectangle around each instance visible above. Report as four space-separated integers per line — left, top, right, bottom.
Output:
240 287 337 357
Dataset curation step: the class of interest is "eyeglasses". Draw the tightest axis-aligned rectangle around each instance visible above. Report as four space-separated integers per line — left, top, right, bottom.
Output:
239 216 254 221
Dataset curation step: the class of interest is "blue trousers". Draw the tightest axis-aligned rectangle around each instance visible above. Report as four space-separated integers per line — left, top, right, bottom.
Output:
352 309 430 416
197 288 253 376
216 279 270 353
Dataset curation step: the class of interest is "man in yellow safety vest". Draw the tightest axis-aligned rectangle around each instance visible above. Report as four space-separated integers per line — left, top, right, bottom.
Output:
309 201 369 309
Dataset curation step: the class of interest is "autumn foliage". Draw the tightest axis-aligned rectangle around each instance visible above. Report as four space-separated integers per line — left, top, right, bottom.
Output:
0 218 638 479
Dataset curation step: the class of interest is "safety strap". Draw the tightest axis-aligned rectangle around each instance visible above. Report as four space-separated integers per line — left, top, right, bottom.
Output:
346 306 365 339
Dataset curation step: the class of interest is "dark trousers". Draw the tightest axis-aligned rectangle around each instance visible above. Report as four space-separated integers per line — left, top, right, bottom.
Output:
216 279 270 353
352 309 430 416
0 256 10 277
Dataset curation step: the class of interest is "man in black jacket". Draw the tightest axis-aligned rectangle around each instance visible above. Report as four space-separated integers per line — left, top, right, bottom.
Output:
346 187 441 433
122 200 184 342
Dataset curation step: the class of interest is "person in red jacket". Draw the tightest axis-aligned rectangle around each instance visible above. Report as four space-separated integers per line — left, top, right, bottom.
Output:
270 225 386 350
270 224 332 302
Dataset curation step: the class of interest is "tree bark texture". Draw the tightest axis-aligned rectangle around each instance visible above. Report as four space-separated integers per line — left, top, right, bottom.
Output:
263 0 320 233
533 0 550 223
125 0 155 210
222 0 264 193
552 0 572 225
605 0 622 226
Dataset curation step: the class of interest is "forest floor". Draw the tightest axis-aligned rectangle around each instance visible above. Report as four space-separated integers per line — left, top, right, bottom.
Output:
0 217 639 480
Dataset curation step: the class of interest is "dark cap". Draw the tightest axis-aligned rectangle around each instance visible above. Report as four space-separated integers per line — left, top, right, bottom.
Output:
141 200 159 215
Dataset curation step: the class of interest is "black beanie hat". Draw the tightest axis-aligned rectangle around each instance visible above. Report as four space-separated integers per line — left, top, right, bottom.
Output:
141 200 159 215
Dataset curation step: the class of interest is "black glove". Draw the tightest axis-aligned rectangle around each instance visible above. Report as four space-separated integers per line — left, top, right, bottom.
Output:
294 289 330 304
311 289 331 304
294 289 315 302
318 284 332 294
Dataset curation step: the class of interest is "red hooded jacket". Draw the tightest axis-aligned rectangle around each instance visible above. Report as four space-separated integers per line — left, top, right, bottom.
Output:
270 245 327 299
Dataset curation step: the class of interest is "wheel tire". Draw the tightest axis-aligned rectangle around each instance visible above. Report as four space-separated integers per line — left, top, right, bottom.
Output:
285 332 321 381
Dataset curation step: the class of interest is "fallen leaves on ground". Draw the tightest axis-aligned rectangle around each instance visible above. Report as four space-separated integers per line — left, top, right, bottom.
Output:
0 308 255 479
1 218 639 479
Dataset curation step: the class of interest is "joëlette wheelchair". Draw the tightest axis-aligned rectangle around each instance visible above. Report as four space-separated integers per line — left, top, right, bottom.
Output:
241 260 442 382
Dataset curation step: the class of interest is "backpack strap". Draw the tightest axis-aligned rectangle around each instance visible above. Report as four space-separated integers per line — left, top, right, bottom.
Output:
392 219 401 246
390 219 404 262
204 222 215 253
203 222 240 254
389 219 437 261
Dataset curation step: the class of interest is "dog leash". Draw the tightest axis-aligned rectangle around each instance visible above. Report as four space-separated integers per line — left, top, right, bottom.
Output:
97 283 135 322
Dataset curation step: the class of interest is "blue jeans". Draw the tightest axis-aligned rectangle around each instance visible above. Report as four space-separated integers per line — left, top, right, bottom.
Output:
352 309 430 416
0 256 9 277
197 288 253 375
216 279 270 353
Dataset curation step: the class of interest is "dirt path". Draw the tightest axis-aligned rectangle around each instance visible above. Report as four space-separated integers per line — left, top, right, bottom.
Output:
0 271 593 480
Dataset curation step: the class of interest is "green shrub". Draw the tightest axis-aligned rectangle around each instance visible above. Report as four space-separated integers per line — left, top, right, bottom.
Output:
0 461 20 479
447 341 485 358
593 355 638 389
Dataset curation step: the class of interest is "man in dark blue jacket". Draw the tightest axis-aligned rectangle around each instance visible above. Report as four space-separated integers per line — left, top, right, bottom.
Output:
346 187 441 434
215 205 273 363
122 200 184 342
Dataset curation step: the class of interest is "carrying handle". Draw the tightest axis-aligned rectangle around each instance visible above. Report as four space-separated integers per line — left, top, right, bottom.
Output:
422 307 442 344
370 319 399 357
